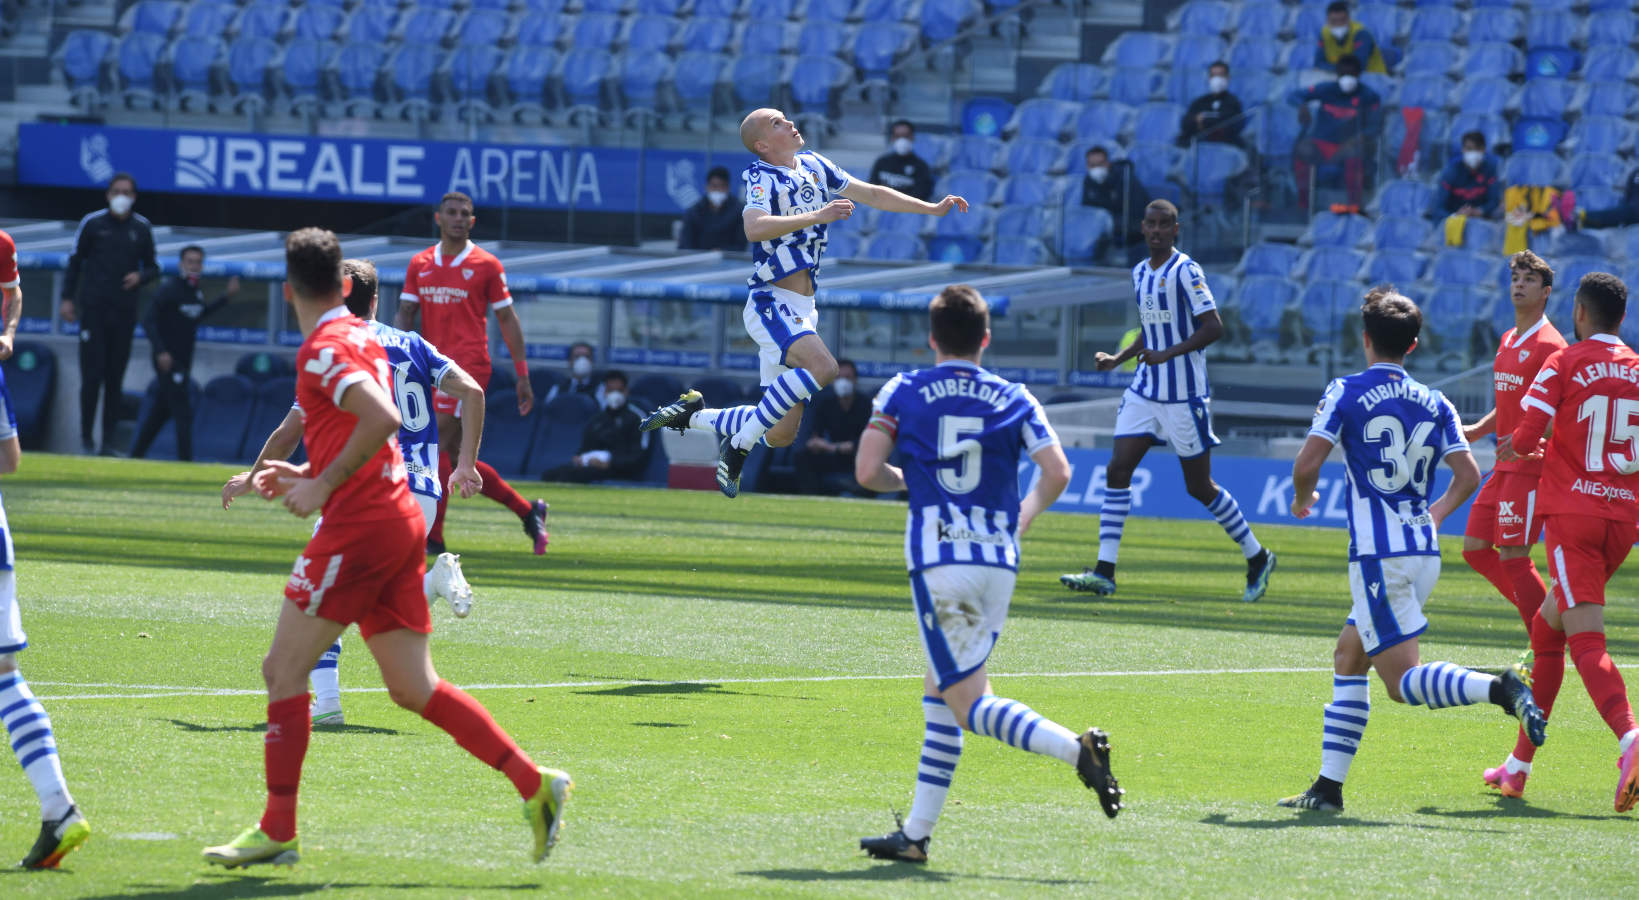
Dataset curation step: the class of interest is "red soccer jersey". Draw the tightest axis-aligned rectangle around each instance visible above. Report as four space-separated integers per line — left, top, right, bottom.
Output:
295 306 418 523
0 229 18 289
1491 316 1567 474
1516 333 1639 522
398 240 511 381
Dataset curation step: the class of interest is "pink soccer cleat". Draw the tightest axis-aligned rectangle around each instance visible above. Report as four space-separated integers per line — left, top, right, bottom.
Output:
1482 762 1528 798
1616 742 1639 813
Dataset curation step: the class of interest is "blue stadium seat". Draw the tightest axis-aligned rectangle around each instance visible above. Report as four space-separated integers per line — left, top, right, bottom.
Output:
474 389 533 475
293 5 344 42
679 18 733 55
1102 32 1173 68
950 135 1003 172
1504 151 1562 187
874 211 927 236
1133 102 1184 145
1289 2 1326 42
1588 12 1636 48
1039 63 1107 102
446 44 501 112
1445 114 1508 153
1009 98 1077 141
499 45 553 120
1400 43 1459 79
1002 139 1062 176
1551 229 1606 260
936 169 999 204
1176 143 1247 203
670 51 724 113
454 9 510 47
921 0 981 44
1128 142 1181 203
1521 78 1576 118
731 54 783 109
790 55 852 113
1235 242 1302 278
184 1 238 39
825 231 862 260
516 14 562 46
856 24 916 81
1372 180 1434 219
695 0 746 14
168 37 224 110
1456 79 1515 117
117 32 167 106
914 134 952 168
863 233 927 261
1568 153 1629 193
225 37 279 109
1296 280 1360 348
1361 251 1425 285
581 0 631 11
928 237 985 264
280 41 330 113
992 238 1052 266
1525 47 1579 81
0 343 55 448
1527 12 1580 50
1107 68 1164 107
1228 39 1283 75
561 48 612 111
234 351 293 383
934 205 991 239
1076 101 1136 142
797 21 850 57
58 31 113 106
126 0 183 36
1428 250 1503 286
1465 42 1523 79
961 96 1013 136
996 203 1047 240
808 0 855 20
619 50 670 115
242 376 297 460
1001 174 1059 206
739 19 791 55
523 393 592 477
1556 256 1622 309
573 14 623 50
1408 7 1465 43
1469 9 1523 44
1256 104 1301 157
1580 80 1639 118
861 0 919 22
1058 206 1114 264
192 375 255 463
346 6 399 44
1296 247 1365 282
330 42 386 115
1585 46 1639 82
1421 285 1492 353
1303 212 1371 248
1233 276 1296 346
1233 2 1287 39
1567 116 1634 157
388 44 442 118
629 373 684 404
1170 0 1233 36
1354 3 1405 44
1395 76 1449 111
1516 117 1570 153
690 376 745 407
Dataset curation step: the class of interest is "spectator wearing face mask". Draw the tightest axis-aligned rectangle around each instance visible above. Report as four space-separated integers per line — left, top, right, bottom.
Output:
678 166 747 252
1081 146 1152 266
563 341 605 404
1315 1 1387 74
1178 61 1244 148
1288 54 1380 212
1427 132 1501 221
542 370 648 483
798 358 874 495
867 120 934 202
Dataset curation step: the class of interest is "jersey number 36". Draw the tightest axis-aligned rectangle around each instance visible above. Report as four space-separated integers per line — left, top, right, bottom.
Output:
1364 415 1436 494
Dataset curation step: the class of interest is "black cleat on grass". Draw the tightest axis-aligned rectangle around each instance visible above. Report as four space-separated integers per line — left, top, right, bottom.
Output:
1497 664 1548 747
859 829 929 863
641 389 704 434
1076 728 1124 818
716 439 750 499
1243 548 1277 603
1276 782 1344 812
20 805 90 869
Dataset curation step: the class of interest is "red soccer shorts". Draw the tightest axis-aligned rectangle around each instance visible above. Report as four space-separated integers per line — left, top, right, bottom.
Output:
1543 514 1635 613
1464 470 1543 547
433 363 490 417
284 513 429 639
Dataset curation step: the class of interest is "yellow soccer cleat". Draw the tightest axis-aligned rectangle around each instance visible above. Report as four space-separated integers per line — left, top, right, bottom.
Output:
202 825 300 868
523 767 573 862
20 804 90 869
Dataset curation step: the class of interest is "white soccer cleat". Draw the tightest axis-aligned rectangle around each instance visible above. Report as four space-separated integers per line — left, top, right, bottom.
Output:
310 700 344 727
430 552 474 618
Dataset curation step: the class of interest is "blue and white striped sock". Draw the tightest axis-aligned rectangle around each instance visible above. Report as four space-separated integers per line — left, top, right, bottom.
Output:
1206 488 1263 558
731 369 820 451
688 406 759 439
1319 675 1369 783
311 641 342 707
1098 487 1132 565
967 694 1080 765
905 697 962 841
1399 662 1495 709
0 670 74 820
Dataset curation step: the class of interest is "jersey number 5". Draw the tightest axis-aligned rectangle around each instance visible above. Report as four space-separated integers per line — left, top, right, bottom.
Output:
1364 415 1436 494
938 415 984 494
1576 395 1639 473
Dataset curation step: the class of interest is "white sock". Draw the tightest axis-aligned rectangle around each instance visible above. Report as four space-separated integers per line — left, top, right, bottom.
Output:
1399 662 1494 708
0 670 74 820
731 369 819 450
1621 728 1639 755
311 641 342 707
422 571 433 602
904 697 961 841
1504 754 1532 775
1319 675 1369 783
967 695 1081 766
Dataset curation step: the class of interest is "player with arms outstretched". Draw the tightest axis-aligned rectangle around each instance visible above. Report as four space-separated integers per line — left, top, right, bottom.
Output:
852 285 1121 863
1060 199 1276 602
223 259 483 726
1460 250 1564 644
1278 288 1544 813
640 108 968 497
395 191 548 554
1481 272 1639 808
203 229 570 868
0 228 91 869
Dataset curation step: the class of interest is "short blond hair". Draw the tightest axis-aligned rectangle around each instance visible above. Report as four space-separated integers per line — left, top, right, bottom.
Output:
740 108 774 154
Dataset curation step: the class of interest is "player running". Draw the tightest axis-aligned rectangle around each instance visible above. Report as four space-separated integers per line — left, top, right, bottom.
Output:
1480 272 1639 809
1278 287 1544 813
203 229 570 868
223 259 483 726
852 285 1121 863
0 228 91 869
1460 251 1565 640
1060 200 1276 602
639 108 968 498
395 191 548 555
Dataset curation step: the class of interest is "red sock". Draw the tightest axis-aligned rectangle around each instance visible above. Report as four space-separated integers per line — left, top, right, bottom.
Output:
421 680 542 799
1463 547 1515 607
475 460 532 517
259 693 311 842
430 452 452 544
1513 612 1566 764
1569 631 1639 739
1501 556 1547 634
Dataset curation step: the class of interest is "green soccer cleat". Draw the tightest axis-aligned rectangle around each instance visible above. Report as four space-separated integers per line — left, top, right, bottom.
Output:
523 767 573 862
19 804 90 869
202 825 300 868
716 439 750 499
1061 568 1116 596
1243 549 1277 603
641 390 704 434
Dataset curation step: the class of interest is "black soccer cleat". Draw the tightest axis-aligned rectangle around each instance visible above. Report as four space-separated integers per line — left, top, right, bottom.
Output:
1243 549 1277 603
1076 728 1124 818
20 804 90 869
1498 664 1547 747
859 829 929 863
716 439 750 499
522 499 549 555
1276 783 1344 812
641 389 704 434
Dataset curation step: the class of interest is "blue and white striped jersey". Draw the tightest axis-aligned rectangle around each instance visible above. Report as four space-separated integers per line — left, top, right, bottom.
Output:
871 360 1060 574
1309 363 1469 560
1129 249 1215 403
743 151 853 289
294 321 453 500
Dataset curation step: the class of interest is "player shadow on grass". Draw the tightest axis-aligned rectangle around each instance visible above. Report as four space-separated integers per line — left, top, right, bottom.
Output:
743 867 1091 886
165 718 403 736
1199 812 1504 834
1417 802 1632 822
65 873 544 899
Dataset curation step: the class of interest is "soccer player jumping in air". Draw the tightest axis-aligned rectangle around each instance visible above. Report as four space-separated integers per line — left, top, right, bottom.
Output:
852 285 1121 863
1061 200 1276 602
203 229 569 868
640 108 967 498
1278 288 1544 813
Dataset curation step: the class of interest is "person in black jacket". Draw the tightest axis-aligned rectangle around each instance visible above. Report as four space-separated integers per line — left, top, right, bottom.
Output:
130 245 239 460
1177 61 1245 148
542 370 647 482
1081 146 1153 266
867 120 934 202
61 172 159 455
798 358 872 495
678 167 748 252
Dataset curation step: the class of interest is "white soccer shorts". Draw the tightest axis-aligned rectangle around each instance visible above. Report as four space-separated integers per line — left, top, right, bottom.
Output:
0 500 21 654
1113 391 1222 459
911 564 1017 691
1347 554 1439 656
743 285 820 386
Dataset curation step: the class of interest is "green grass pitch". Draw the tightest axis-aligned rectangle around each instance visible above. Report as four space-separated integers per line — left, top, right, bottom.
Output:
1 454 1636 898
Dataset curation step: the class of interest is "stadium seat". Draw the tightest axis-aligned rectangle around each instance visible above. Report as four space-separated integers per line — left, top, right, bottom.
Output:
1526 13 1580 51
950 136 1003 172
855 24 916 81
738 19 792 55
790 54 852 119
446 45 503 114
961 96 1013 136
1001 174 1060 207
1408 8 1465 43
561 48 612 114
863 233 927 261
484 389 539 476
1128 142 1182 205
731 55 783 109
1 343 55 448
1133 102 1184 146
1422 285 1493 354
1228 39 1283 75
1578 81 1639 119
1584 46 1639 83
1233 276 1296 346
934 169 995 205
1296 280 1362 350
1354 3 1404 44
996 204 1047 240
1503 152 1561 187
670 51 725 116
1552 229 1606 261
57 31 114 106
1567 116 1635 157
516 14 562 46
346 6 399 44
630 373 684 404
827 230 863 263
797 21 850 58
329 42 386 117
1107 68 1165 107
1169 0 1232 36
184 1 238 39
1456 79 1516 117
167 37 224 111
1233 3 1287 39
1076 101 1136 142
281 41 332 114
1521 78 1576 118
1038 63 1107 103
524 397 594 478
1175 143 1247 204
1428 250 1503 286
125 0 183 36
224 37 279 111
387 45 442 119
1002 139 1062 176
116 33 168 108
1008 99 1077 142
928 237 985 264
1466 42 1523 80
992 238 1053 266
1525 47 1579 81
1555 257 1622 313
1058 206 1113 264
1469 9 1523 44
1395 76 1450 111
1400 43 1459 80
914 134 952 169
1369 216 1431 253
934 205 992 240
1568 154 1629 193
1302 212 1371 248
1445 114 1508 154
808 0 855 21
582 0 633 11
1371 180 1434 220
1588 12 1637 48
695 0 746 14
921 0 981 44
1361 251 1425 286
191 375 255 463
1234 242 1302 278
619 51 670 118
453 9 510 47
1296 247 1366 282
1255 104 1301 157
861 0 919 23
875 211 928 236
679 18 733 55
1102 32 1173 69
293 5 345 42
527 367 566 403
